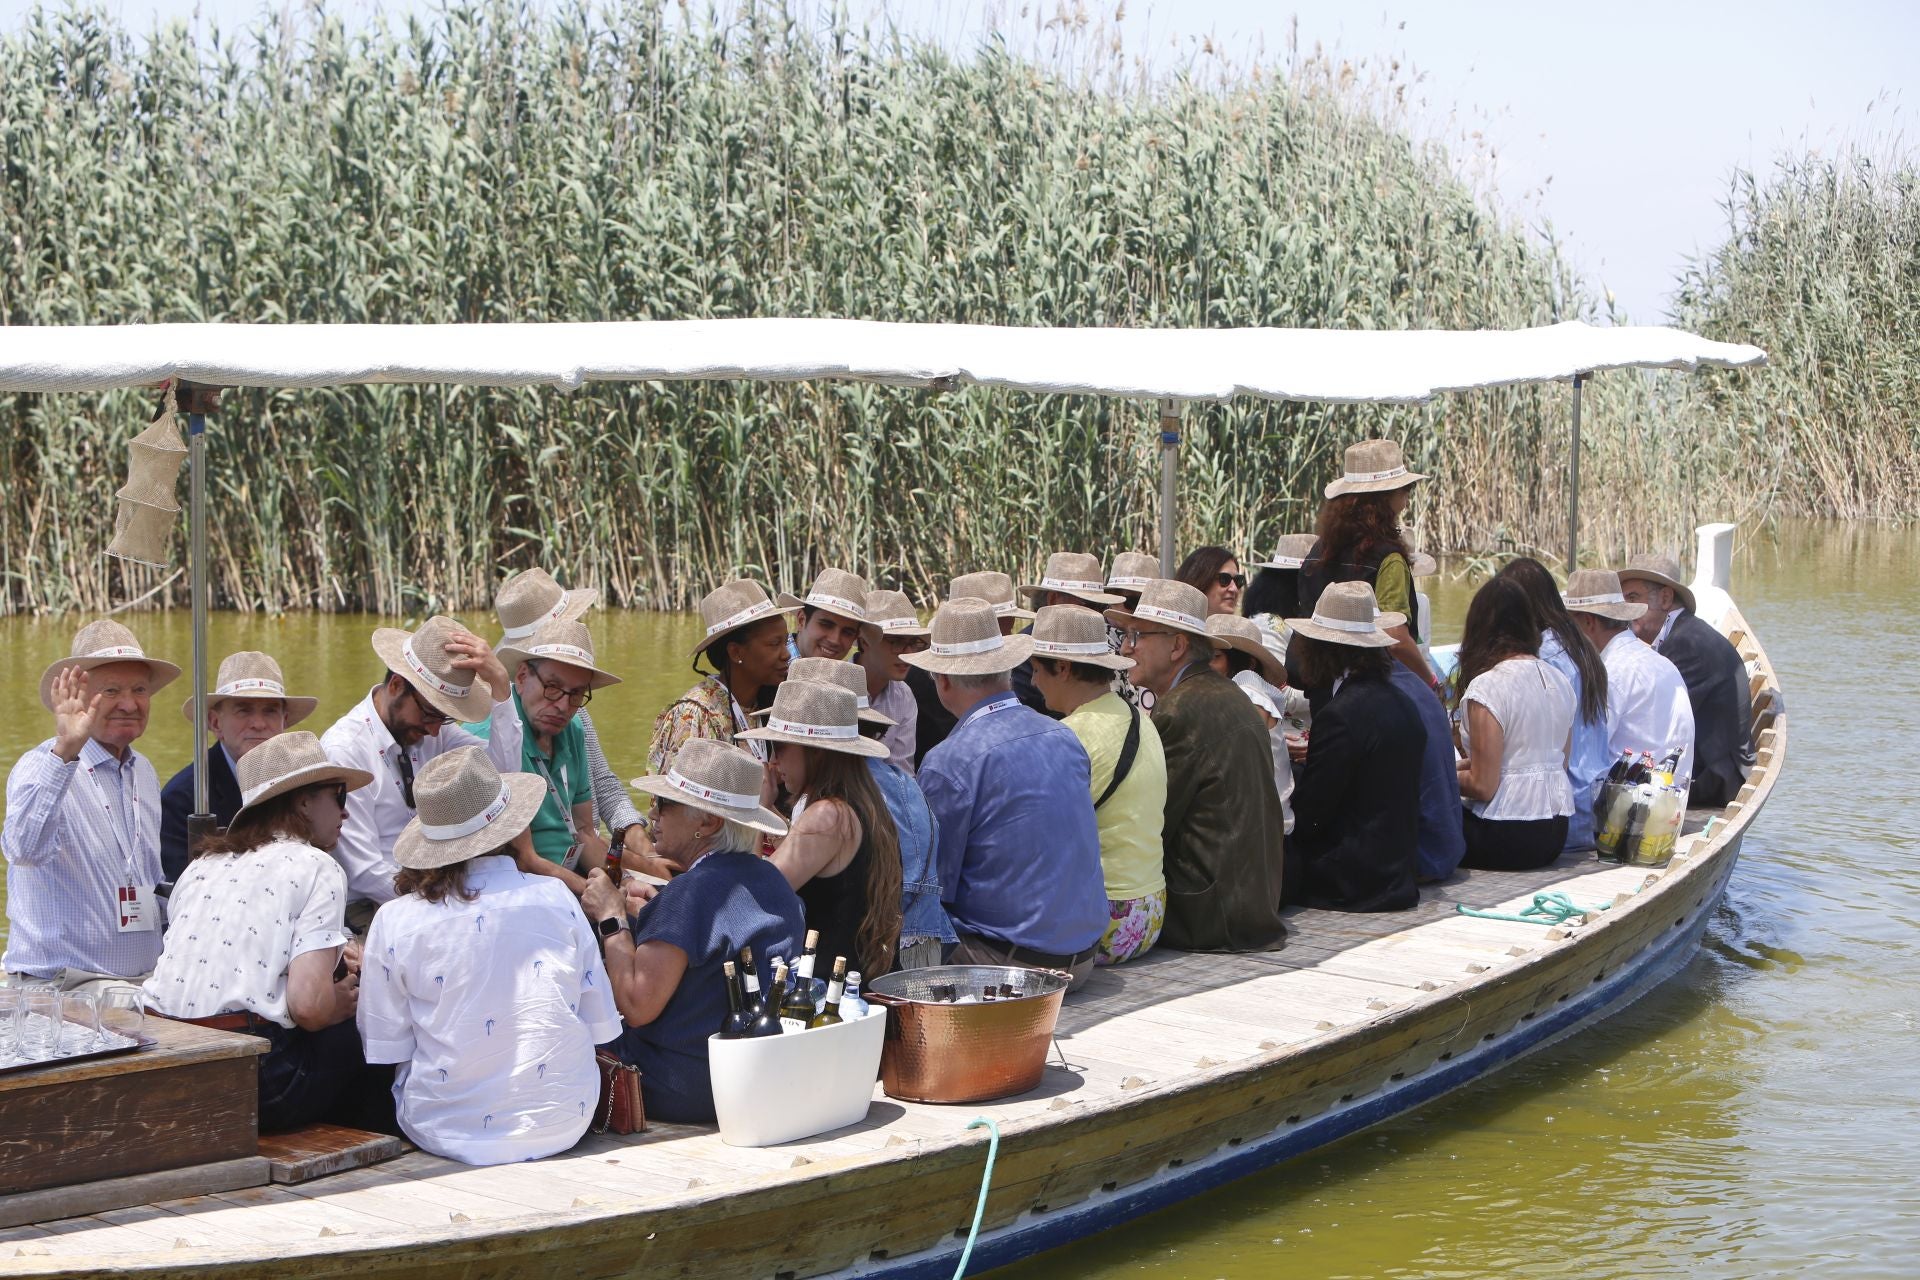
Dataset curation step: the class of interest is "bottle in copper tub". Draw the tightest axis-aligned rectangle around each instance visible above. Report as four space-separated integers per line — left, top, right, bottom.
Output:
747 961 786 1037
998 982 1016 1000
809 958 848 1029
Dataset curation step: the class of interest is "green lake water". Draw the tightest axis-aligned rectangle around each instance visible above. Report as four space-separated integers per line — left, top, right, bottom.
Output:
0 519 1913 1277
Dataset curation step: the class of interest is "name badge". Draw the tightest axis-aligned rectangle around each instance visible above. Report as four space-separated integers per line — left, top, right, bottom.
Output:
117 884 156 933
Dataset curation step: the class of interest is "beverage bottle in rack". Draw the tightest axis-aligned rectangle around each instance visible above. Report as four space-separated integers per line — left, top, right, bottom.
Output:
809 958 848 1029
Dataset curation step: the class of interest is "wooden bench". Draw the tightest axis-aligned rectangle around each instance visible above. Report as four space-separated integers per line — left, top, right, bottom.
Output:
258 1123 407 1185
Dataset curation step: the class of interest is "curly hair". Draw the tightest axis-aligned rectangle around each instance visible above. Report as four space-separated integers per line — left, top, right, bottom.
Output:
393 857 481 904
1313 492 1410 578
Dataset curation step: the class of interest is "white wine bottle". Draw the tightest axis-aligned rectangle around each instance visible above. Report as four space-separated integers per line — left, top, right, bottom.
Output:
809 957 848 1029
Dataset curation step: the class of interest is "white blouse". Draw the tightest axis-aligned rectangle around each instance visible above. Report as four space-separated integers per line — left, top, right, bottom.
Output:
1460 657 1576 821
143 838 349 1028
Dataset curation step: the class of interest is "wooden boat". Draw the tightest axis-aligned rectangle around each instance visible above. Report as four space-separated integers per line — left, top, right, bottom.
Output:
0 539 1785 1278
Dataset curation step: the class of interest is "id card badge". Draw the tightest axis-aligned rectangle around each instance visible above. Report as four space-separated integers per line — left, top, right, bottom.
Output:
117 883 157 933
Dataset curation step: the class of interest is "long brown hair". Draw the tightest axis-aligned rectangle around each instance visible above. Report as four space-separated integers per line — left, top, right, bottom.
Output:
393 857 480 904
1497 556 1608 725
1314 491 1409 576
1293 633 1393 692
1174 545 1237 596
1452 578 1541 711
801 747 903 976
196 785 326 857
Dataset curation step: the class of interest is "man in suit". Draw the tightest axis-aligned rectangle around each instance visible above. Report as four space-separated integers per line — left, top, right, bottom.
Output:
159 651 319 880
1619 555 1754 808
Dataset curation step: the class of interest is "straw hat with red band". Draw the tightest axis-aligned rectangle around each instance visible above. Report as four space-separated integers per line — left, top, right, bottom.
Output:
860 589 931 640
1031 604 1133 672
1104 551 1160 598
228 731 373 826
496 618 623 691
1323 439 1428 499
180 651 317 727
1285 581 1398 648
369 615 493 724
690 579 802 659
765 655 896 726
1020 552 1123 607
1562 568 1648 622
627 738 788 836
901 597 1037 675
947 571 1034 622
39 619 182 712
393 747 548 870
735 681 889 759
1205 614 1287 686
776 567 870 625
494 567 597 643
1101 579 1211 641
1251 534 1318 571
1615 553 1696 616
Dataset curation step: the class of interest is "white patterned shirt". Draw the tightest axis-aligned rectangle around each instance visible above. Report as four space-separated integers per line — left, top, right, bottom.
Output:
358 855 622 1166
143 838 349 1027
3 737 163 980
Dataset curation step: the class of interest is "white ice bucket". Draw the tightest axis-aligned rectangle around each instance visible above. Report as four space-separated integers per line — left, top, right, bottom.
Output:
707 1006 887 1147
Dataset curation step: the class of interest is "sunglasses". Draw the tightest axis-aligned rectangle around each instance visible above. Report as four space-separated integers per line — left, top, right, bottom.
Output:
1215 572 1248 590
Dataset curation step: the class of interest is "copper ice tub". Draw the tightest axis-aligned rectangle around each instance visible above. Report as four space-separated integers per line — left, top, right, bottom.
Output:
865 965 1069 1104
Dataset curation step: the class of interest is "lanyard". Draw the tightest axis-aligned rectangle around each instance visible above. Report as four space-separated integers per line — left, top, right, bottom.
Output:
79 756 143 887
528 752 578 841
729 690 768 762
968 695 1020 727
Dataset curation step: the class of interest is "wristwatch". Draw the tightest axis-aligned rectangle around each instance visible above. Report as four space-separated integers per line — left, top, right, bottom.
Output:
595 914 626 947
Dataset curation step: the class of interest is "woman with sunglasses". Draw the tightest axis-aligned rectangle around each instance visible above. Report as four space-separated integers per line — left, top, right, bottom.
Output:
145 732 391 1133
1174 546 1247 617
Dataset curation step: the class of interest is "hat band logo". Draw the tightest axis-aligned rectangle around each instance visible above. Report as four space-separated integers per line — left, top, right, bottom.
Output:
1040 576 1106 592
1134 603 1203 632
419 782 511 840
1033 638 1111 656
1308 611 1378 634
215 678 287 697
665 769 760 810
766 715 859 740
1343 465 1408 483
524 642 595 667
1106 575 1153 589
82 645 145 660
403 637 472 699
502 596 570 641
704 598 775 640
876 615 921 631
804 592 866 620
1565 592 1628 607
929 634 1006 657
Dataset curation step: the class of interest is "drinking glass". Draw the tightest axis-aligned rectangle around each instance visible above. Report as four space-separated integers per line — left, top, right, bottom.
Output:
0 985 19 1060
100 988 145 1047
58 991 99 1055
20 984 58 1059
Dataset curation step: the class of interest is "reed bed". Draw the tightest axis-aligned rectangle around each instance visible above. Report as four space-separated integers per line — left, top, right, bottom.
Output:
1 0 1751 615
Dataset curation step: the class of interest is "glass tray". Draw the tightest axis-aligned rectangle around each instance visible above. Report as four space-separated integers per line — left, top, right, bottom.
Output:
0 1014 150 1075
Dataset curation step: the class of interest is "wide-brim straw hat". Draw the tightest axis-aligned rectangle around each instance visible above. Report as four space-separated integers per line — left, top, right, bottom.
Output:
948 571 1034 621
496 618 622 691
1104 551 1160 597
776 568 870 625
1021 552 1123 607
902 597 1037 675
692 579 801 659
1206 615 1287 686
1251 534 1318 571
394 747 548 871
181 651 318 727
1101 579 1211 641
1616 553 1696 615
495 567 597 643
229 730 373 826
1286 581 1398 648
1409 550 1439 578
860 588 931 640
370 615 493 724
39 619 182 711
628 738 788 836
765 655 895 725
1030 604 1133 671
1562 568 1648 622
735 680 888 758
1324 439 1427 499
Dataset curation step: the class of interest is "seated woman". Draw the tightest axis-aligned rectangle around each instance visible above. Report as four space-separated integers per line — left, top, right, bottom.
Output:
1285 582 1426 912
1497 556 1611 851
358 748 620 1166
585 739 800 1124
1174 544 1246 617
737 682 903 981
1026 604 1168 966
1453 577 1577 870
145 731 382 1133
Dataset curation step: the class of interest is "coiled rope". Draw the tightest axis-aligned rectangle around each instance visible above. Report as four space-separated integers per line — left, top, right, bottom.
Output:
1455 890 1611 926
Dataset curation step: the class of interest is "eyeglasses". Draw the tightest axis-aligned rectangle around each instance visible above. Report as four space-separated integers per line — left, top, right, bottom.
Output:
528 671 593 708
1215 572 1248 590
883 635 931 653
400 685 452 728
331 784 350 808
1119 628 1175 650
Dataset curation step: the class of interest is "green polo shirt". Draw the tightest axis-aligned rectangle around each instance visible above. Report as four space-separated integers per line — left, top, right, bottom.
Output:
467 691 591 865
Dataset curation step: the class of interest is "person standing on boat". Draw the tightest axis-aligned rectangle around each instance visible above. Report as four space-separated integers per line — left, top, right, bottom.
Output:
780 567 870 662
1107 581 1288 951
1452 579 1578 871
3 621 179 993
1563 570 1697 787
359 748 621 1165
1297 440 1443 700
907 571 1032 766
1013 552 1126 717
145 732 388 1133
491 568 649 873
1617 554 1754 808
853 590 927 772
1175 546 1247 617
1285 583 1426 913
1497 557 1612 850
905 598 1108 989
158 651 318 883
318 616 520 932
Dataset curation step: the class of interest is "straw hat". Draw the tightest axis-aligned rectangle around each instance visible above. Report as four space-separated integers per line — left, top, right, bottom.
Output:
1285 581 1397 648
1323 440 1427 499
1205 615 1287 686
1030 604 1133 672
691 579 801 659
180 651 318 727
627 738 788 836
497 618 622 691
1409 550 1439 578
948 571 1034 621
1020 552 1123 607
1251 534 1318 571
495 568 597 643
860 589 930 639
1562 568 1648 622
777 568 870 625
1101 579 1211 641
392 748 547 870
1616 553 1696 615
39 619 182 712
228 730 373 826
369 615 493 724
901 598 1037 675
771 655 896 725
734 681 888 759
1105 551 1160 597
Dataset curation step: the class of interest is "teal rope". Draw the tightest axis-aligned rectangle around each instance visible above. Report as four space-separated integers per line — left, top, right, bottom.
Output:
951 1116 1001 1280
1456 891 1610 926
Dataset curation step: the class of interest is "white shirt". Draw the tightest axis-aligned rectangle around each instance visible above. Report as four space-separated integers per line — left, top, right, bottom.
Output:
143 838 348 1027
1460 657 1577 821
358 855 622 1166
1600 630 1697 785
872 679 918 774
2 738 162 980
319 688 522 905
1231 671 1296 833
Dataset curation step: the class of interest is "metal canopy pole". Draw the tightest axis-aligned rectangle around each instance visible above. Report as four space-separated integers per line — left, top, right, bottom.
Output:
1567 373 1585 572
1158 398 1180 577
179 383 221 849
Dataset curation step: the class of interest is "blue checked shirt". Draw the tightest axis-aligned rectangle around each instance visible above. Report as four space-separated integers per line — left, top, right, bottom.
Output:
3 738 164 979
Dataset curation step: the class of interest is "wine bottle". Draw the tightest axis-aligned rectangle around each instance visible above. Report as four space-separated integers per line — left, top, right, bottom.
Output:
778 959 815 1033
840 971 869 1020
718 961 750 1039
748 963 787 1037
795 929 820 984
809 957 848 1028
738 946 766 1018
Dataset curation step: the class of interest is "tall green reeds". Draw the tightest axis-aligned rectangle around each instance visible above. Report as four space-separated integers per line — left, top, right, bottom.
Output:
0 0 1748 614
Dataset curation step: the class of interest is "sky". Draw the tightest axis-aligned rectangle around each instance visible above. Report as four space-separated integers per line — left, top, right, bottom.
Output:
2 0 1913 322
